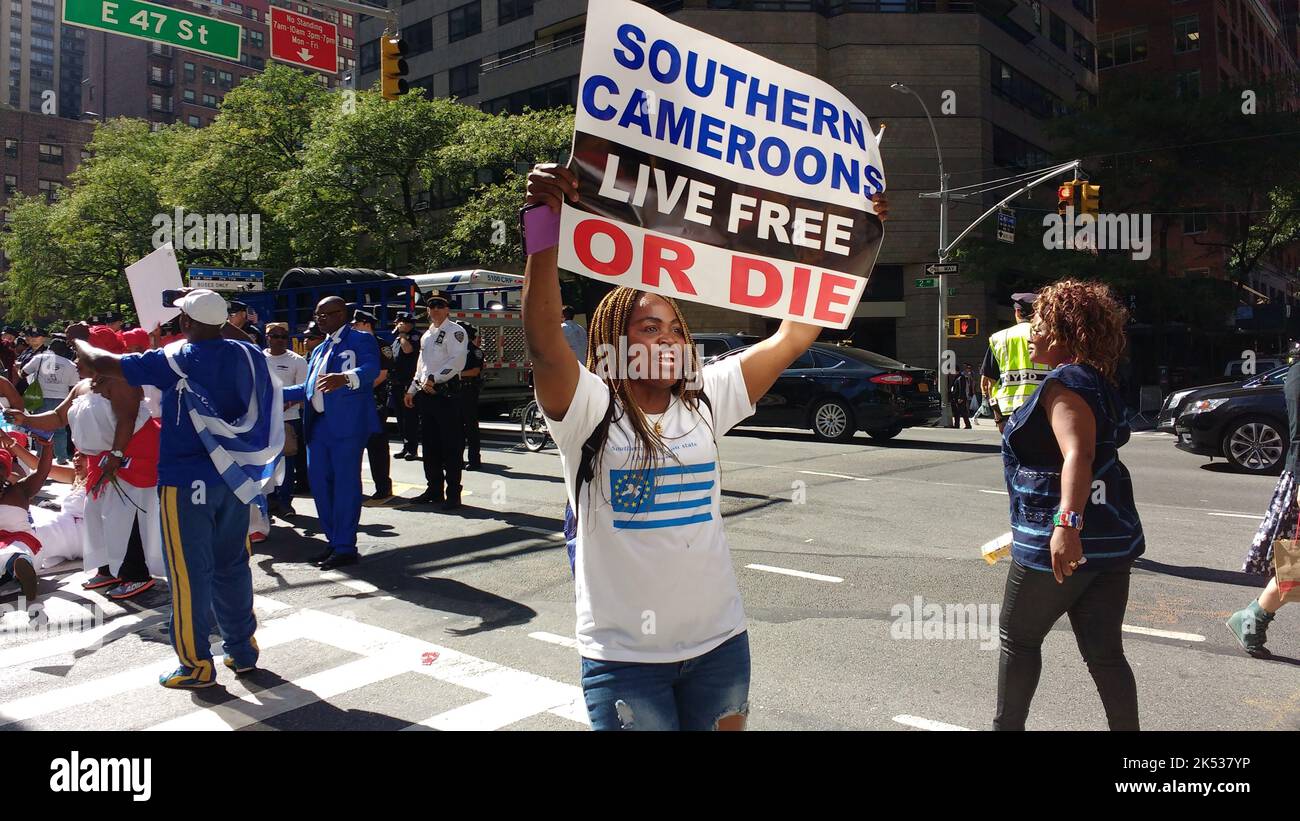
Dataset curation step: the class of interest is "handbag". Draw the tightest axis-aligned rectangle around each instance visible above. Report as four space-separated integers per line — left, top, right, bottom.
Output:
1272 505 1300 604
282 421 299 458
22 377 42 413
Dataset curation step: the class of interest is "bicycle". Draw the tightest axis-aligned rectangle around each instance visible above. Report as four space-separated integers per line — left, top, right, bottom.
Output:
520 399 552 452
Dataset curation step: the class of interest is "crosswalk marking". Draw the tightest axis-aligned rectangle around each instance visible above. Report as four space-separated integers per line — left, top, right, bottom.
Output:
893 714 972 731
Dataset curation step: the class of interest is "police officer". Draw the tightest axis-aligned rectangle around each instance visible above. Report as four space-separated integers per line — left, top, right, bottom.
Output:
461 325 483 471
981 292 1051 432
403 291 467 509
391 311 422 461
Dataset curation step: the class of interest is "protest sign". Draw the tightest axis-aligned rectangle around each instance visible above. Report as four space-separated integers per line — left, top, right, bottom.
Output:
559 0 886 329
125 243 183 332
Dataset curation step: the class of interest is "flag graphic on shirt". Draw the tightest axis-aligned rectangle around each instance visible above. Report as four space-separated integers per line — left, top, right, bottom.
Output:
609 462 715 530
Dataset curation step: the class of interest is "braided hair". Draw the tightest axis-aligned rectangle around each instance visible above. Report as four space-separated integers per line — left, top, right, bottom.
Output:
584 287 707 480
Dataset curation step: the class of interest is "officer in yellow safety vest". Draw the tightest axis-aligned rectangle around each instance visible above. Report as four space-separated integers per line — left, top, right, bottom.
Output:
980 292 1051 432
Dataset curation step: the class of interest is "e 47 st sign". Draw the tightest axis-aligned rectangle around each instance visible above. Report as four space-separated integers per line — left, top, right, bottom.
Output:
62 0 242 61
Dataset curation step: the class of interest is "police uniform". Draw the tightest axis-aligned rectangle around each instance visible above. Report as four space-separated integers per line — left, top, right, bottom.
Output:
409 309 468 505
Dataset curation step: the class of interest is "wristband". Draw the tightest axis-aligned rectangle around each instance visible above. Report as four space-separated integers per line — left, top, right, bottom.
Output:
1053 509 1084 529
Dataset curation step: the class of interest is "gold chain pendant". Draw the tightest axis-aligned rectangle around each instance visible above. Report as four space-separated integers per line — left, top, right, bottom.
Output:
653 420 663 436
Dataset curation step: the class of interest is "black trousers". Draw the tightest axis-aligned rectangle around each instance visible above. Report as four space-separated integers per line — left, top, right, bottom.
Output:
113 516 151 583
417 391 464 499
461 381 481 466
365 407 392 496
950 398 971 428
995 559 1139 731
393 381 420 454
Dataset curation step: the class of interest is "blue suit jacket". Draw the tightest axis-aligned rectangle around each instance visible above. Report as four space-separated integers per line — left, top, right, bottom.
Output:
284 325 381 440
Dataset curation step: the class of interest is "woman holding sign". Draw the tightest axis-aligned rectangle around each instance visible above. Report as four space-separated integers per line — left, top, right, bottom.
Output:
523 163 886 731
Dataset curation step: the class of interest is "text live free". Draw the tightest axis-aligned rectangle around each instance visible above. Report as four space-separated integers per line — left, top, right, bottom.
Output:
62 0 242 61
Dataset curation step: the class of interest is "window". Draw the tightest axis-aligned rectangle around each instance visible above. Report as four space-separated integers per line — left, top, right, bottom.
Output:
448 1 481 42
218 70 233 88
151 93 163 110
1071 28 1095 70
1175 69 1201 98
990 57 1067 119
992 126 1051 170
1184 211 1208 234
188 115 201 127
183 89 195 102
3 138 15 158
403 18 433 54
203 67 216 85
359 39 379 73
37 179 59 202
1072 0 1094 20
1097 26 1148 69
498 42 532 62
498 0 533 24
250 30 264 49
184 61 196 81
2 175 15 197
342 13 352 28
38 143 61 163
449 60 480 97
341 36 353 50
1049 11 1066 50
1174 14 1200 53
203 93 218 107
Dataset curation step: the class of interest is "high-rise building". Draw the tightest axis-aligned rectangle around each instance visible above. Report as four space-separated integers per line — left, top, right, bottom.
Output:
356 0 1099 369
1 0 87 118
82 0 358 129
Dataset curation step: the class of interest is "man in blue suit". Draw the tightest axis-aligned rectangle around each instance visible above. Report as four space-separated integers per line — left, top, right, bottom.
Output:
284 296 380 570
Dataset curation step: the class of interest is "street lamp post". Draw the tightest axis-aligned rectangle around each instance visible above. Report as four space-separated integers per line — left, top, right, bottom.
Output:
891 82 951 427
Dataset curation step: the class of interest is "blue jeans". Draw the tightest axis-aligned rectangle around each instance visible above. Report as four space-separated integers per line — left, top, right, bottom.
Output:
580 631 751 731
159 483 258 677
40 397 69 461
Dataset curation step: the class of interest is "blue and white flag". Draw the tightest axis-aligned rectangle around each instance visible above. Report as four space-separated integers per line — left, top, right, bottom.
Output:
609 461 715 530
163 339 284 504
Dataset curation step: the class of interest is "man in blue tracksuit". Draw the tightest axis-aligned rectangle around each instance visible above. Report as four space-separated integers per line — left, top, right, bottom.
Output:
284 296 380 571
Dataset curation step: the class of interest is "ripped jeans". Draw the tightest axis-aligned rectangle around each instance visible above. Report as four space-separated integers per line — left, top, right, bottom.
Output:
580 631 750 731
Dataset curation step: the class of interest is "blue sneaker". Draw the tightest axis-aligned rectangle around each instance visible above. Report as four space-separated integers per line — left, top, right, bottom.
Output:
159 663 216 689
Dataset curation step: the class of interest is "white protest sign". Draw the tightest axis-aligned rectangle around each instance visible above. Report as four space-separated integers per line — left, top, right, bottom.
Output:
560 0 886 329
125 243 184 332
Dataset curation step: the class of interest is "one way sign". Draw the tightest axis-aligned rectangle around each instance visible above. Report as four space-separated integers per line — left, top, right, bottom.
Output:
926 263 959 275
269 7 337 73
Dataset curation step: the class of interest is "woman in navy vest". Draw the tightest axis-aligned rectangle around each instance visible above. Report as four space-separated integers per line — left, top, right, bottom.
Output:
996 279 1144 731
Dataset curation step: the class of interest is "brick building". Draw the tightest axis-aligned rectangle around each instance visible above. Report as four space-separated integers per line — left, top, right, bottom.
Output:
0 108 96 267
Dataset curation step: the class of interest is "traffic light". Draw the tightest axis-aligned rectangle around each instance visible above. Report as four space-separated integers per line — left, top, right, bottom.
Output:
1056 181 1077 217
947 315 978 339
1080 183 1101 217
381 36 408 101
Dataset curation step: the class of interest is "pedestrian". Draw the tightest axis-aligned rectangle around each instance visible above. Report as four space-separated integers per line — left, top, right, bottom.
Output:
227 301 266 348
1226 353 1300 657
561 305 588 363
461 324 483 471
521 163 889 731
948 364 972 429
351 309 395 507
995 279 1145 731
0 437 53 602
390 311 422 461
963 362 981 421
263 322 307 517
983 293 1051 433
403 291 467 509
284 297 380 570
20 335 80 463
76 289 283 688
3 435 87 571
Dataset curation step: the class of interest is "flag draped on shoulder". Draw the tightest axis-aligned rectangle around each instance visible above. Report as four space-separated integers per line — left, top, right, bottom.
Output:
162 338 284 504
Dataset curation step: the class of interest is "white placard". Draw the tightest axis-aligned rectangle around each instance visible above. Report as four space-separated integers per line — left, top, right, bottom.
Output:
125 243 184 332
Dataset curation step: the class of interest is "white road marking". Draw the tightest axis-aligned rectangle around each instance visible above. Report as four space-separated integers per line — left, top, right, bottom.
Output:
745 564 843 583
1121 624 1205 642
893 714 972 731
1205 513 1262 520
319 571 390 599
518 526 565 539
798 470 870 481
979 489 1007 495
528 631 578 650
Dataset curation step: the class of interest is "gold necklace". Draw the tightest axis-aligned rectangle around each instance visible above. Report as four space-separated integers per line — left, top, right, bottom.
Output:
651 396 678 436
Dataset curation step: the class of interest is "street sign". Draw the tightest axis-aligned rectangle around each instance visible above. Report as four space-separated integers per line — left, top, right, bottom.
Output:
947 287 958 297
997 206 1015 244
187 267 264 292
914 277 937 289
269 7 338 73
925 263 959 276
62 0 241 61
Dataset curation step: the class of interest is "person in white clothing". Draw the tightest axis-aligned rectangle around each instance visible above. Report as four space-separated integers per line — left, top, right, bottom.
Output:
0 438 52 602
21 337 79 464
403 291 468 507
5 440 88 570
263 323 307 518
522 163 890 731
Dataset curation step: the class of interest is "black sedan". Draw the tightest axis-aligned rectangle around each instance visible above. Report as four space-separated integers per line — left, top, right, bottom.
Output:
1157 365 1289 431
1174 366 1289 473
712 343 941 442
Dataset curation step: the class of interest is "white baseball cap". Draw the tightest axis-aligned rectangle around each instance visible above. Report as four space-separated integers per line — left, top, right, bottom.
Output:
176 289 229 326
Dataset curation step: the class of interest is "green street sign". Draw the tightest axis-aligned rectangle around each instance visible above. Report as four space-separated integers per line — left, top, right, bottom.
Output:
914 277 937 289
947 287 958 297
63 0 242 61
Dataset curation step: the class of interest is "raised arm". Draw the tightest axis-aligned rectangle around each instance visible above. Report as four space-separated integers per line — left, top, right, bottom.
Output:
74 339 126 380
736 192 889 405
17 438 54 500
522 163 581 420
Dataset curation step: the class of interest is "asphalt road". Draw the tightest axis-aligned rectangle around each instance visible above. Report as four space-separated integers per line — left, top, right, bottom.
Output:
1 417 1294 731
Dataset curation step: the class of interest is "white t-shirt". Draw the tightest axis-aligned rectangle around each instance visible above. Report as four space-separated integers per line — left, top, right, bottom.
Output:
265 350 309 420
543 355 756 663
22 351 80 400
